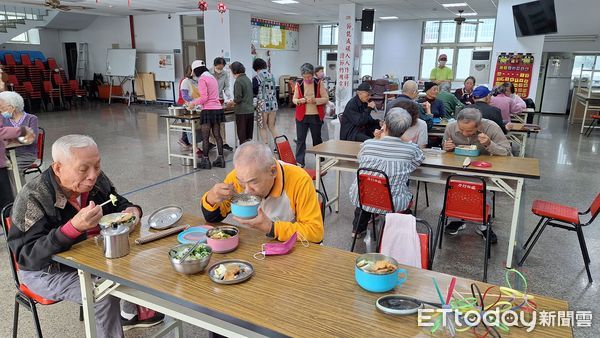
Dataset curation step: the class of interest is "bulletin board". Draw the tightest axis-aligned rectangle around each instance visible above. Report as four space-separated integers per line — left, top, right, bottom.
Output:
136 52 176 82
251 18 299 50
492 52 534 98
106 49 136 77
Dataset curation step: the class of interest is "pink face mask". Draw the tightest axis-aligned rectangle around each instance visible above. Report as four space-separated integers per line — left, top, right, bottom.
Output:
253 232 309 260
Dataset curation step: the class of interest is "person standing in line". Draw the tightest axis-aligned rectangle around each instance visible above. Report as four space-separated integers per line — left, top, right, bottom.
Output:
252 58 280 150
177 65 194 151
292 63 328 167
210 57 234 152
186 60 226 169
230 62 254 144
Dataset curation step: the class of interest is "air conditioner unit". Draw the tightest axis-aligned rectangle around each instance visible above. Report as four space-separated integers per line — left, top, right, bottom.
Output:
469 51 491 85
326 52 337 81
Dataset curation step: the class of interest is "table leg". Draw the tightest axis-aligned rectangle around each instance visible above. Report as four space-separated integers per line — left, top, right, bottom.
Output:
8 149 22 192
335 168 341 213
166 119 172 166
314 155 321 191
522 133 528 157
191 120 198 169
78 269 98 338
384 94 388 113
505 178 524 268
580 100 589 134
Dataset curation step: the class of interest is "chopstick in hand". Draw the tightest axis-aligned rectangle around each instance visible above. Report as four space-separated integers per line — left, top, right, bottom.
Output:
99 194 118 207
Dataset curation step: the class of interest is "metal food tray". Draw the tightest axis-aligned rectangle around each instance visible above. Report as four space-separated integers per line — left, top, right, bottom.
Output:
147 205 183 230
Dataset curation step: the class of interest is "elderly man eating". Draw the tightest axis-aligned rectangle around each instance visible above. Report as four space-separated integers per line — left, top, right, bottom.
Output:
202 141 324 243
443 108 511 156
7 135 163 338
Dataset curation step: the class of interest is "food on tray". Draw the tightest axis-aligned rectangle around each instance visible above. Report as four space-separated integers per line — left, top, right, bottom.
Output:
208 230 232 239
172 244 211 261
101 213 136 228
356 259 398 274
456 145 478 150
213 263 244 281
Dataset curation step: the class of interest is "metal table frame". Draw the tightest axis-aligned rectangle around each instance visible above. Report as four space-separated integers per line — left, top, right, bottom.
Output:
161 115 199 169
6 143 25 192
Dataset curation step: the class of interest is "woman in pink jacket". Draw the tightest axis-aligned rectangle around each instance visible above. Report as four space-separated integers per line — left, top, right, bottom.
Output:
1 125 34 211
186 60 225 169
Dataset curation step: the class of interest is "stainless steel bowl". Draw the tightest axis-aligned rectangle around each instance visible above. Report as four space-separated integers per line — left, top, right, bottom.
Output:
180 157 194 166
168 243 213 275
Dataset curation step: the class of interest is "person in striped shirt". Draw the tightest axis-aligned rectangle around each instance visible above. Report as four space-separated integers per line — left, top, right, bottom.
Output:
349 108 425 238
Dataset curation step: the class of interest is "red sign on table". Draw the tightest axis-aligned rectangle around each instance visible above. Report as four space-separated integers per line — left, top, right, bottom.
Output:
492 52 534 98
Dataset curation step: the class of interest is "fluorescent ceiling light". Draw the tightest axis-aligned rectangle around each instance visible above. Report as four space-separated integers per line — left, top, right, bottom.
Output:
442 3 468 7
283 12 299 15
379 16 399 20
460 12 478 16
272 0 299 4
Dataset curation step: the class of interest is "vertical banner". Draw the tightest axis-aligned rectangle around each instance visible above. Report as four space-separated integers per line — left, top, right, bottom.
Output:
335 4 359 115
492 52 534 98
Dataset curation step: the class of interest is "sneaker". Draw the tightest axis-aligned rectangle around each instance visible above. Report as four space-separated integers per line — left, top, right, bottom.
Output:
445 221 466 235
273 147 278 154
121 313 165 331
476 227 498 244
223 144 233 152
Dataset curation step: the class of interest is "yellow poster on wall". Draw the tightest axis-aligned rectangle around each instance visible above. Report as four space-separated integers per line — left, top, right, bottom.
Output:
251 18 299 50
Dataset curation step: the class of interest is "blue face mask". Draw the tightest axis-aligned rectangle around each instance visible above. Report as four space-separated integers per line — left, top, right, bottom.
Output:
1 112 11 119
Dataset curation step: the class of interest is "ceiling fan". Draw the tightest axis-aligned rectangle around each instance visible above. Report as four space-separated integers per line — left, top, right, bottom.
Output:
18 0 92 12
454 9 478 26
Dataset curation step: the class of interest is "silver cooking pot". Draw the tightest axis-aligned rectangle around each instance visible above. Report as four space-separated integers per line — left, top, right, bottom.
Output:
97 224 131 259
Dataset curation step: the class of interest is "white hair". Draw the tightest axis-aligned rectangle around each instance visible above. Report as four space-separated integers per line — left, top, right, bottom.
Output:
52 134 98 162
0 91 25 113
233 140 274 172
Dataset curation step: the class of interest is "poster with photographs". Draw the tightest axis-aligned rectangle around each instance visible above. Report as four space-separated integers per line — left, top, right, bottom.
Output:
493 52 534 98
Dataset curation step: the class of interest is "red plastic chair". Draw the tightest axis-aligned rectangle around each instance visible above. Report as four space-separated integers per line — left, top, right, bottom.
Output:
42 80 62 111
379 216 434 270
519 193 600 283
350 167 396 252
34 59 45 71
274 135 330 212
1 204 60 337
47 58 58 70
69 80 87 97
20 54 32 66
584 114 600 137
53 73 72 108
5 54 16 66
23 81 44 113
22 127 44 177
436 175 492 281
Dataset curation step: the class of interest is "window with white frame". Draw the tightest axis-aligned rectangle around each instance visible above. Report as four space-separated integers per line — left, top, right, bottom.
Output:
420 19 495 81
9 29 40 45
318 24 375 79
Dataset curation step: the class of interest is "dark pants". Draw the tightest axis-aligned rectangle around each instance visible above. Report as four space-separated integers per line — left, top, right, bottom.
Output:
295 115 323 166
235 113 254 144
352 207 373 233
354 129 376 142
0 168 14 213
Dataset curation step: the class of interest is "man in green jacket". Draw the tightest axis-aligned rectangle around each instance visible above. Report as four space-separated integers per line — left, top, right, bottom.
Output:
230 61 254 144
437 82 463 118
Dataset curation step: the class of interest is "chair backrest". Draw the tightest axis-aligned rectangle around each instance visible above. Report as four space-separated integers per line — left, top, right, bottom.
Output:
21 54 31 65
43 80 53 92
1 204 22 290
53 73 63 85
274 135 298 166
587 193 600 224
34 59 45 71
36 127 45 163
8 74 19 85
23 81 34 92
378 215 433 270
5 54 16 66
357 167 394 213
47 58 58 70
69 79 79 91
443 175 487 223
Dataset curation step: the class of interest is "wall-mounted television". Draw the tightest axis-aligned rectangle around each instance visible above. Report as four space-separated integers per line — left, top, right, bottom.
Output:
512 0 558 37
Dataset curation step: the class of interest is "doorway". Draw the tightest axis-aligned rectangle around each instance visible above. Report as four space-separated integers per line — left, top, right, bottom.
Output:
64 42 77 80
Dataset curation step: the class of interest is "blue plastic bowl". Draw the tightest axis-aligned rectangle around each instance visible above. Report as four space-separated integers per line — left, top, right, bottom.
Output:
355 253 408 293
231 194 261 219
454 147 480 157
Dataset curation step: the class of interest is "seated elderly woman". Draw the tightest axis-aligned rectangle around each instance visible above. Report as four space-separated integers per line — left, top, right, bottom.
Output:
1 91 39 172
348 108 425 238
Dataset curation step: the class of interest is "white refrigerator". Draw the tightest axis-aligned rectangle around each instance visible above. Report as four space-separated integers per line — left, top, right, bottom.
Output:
541 55 574 114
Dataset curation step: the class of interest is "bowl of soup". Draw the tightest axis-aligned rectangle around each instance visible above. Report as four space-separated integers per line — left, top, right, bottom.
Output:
231 194 261 219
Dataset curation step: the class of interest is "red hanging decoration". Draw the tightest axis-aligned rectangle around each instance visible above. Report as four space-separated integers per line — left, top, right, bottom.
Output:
198 0 208 12
128 0 131 7
217 2 227 23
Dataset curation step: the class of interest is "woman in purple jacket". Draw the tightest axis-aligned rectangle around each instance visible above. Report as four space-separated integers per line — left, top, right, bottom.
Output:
186 60 226 169
1 91 39 172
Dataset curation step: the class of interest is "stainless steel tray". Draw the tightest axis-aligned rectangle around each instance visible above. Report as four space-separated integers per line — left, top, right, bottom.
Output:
147 205 183 230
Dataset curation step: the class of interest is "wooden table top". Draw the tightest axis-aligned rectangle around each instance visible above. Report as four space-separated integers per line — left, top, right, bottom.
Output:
307 140 540 179
54 214 570 337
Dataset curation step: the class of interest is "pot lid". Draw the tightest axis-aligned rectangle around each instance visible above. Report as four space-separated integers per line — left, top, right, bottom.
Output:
100 224 129 236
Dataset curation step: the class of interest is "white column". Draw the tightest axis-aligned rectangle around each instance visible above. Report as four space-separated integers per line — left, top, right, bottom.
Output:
489 0 544 101
335 4 363 115
204 10 232 65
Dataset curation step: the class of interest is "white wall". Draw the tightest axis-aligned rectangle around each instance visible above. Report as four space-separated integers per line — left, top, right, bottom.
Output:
1 28 64 66
372 20 422 80
134 14 182 52
229 10 252 75
542 0 600 52
490 0 545 101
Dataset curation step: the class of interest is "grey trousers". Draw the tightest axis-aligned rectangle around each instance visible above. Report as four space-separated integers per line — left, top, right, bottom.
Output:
19 267 137 338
